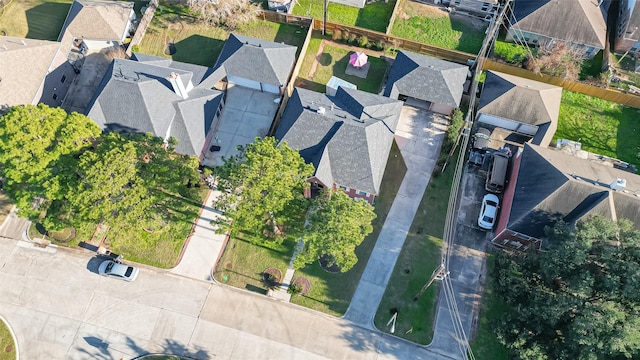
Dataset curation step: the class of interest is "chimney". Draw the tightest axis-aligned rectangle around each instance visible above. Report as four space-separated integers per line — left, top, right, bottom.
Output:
610 178 626 191
168 72 189 99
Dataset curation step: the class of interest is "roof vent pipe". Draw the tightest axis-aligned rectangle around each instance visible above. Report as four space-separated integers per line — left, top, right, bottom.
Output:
317 106 326 114
610 178 627 191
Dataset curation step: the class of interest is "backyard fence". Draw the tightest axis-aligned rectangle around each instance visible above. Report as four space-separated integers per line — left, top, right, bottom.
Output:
385 0 402 35
481 59 640 109
269 21 315 135
126 0 159 57
259 10 477 64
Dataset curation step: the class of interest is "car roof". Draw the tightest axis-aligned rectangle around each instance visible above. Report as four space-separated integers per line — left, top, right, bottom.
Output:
108 262 132 276
483 193 499 202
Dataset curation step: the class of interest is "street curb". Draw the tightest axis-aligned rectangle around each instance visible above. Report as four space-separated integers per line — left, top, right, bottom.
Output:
0 313 19 360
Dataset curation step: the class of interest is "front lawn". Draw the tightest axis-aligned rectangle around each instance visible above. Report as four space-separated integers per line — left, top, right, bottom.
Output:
296 32 388 93
390 0 486 54
0 0 71 40
470 255 509 360
292 0 396 32
372 148 457 344
556 90 640 167
138 5 308 66
290 141 407 315
0 317 16 360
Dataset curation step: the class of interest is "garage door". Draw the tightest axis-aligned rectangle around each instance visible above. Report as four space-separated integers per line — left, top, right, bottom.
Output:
227 75 261 91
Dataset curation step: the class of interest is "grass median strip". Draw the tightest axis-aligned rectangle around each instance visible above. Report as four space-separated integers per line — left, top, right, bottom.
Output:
373 149 458 344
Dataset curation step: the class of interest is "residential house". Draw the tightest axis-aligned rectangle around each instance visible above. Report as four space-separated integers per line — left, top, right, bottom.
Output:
207 33 297 95
383 50 468 115
506 0 608 59
275 87 403 204
85 55 224 158
476 71 562 147
493 143 640 249
58 0 136 51
0 37 70 111
614 0 640 55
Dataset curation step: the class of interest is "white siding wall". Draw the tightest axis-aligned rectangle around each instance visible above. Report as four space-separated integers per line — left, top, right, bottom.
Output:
227 75 261 91
261 83 281 94
478 113 538 135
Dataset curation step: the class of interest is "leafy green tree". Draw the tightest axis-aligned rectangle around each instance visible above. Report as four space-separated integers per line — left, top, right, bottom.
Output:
295 190 376 272
0 105 100 220
492 216 640 360
213 137 314 242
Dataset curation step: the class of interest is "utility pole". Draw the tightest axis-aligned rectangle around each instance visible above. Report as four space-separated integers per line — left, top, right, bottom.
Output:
322 0 328 35
414 264 446 301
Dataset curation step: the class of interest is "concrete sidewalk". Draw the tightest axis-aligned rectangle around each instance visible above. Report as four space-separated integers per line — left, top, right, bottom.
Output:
344 106 448 328
170 189 228 281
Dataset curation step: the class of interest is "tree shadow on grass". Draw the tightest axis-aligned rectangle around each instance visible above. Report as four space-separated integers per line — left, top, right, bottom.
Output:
25 3 70 40
173 35 225 67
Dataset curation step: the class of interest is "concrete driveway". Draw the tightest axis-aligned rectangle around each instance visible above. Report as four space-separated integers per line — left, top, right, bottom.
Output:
0 237 454 360
428 164 491 359
0 207 29 240
202 85 279 167
344 106 448 328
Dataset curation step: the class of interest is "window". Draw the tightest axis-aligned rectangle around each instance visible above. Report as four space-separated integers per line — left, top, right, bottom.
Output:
52 94 58 100
358 191 367 197
338 185 348 191
60 75 66 83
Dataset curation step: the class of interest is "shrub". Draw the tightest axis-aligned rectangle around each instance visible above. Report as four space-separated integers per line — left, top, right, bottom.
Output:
341 30 351 43
288 283 303 295
526 41 583 81
446 108 464 147
131 44 140 53
347 33 357 44
493 41 529 65
358 35 369 48
332 29 342 41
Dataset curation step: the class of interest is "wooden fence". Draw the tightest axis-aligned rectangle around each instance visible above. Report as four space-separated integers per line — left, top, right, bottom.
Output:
385 0 402 35
260 10 476 64
269 22 315 135
481 59 640 109
126 0 159 56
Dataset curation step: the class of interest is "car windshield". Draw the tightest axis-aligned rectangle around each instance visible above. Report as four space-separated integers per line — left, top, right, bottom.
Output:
105 262 114 273
486 200 498 207
483 215 494 223
125 267 133 277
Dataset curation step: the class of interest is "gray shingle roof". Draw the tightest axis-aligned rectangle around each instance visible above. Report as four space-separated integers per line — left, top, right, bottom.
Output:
86 58 223 156
383 51 468 108
507 144 640 238
511 0 608 48
209 33 297 87
478 71 562 146
275 87 403 195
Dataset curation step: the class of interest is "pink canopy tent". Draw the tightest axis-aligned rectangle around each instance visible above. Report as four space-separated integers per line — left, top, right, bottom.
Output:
349 52 368 68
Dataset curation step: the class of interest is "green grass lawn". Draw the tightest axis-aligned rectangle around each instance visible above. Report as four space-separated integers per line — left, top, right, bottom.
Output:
492 36 530 65
556 90 640 167
290 141 407 315
470 254 509 360
138 5 308 66
0 193 12 226
0 0 72 40
296 32 387 93
214 233 297 295
292 0 396 32
390 0 485 53
0 317 16 360
372 148 457 344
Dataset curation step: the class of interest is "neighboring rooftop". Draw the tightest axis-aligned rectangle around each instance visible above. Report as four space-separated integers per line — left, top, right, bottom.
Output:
0 37 61 109
207 33 297 88
478 71 562 146
383 50 468 108
86 57 223 156
58 0 134 42
511 0 608 48
506 143 640 239
275 87 403 195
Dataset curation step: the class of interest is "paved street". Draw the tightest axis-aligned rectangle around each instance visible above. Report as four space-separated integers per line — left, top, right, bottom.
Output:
344 106 447 328
0 237 454 359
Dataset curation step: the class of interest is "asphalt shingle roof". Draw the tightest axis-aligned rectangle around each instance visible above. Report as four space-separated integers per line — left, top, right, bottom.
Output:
58 0 133 42
383 51 468 108
478 71 562 146
511 0 608 48
275 87 403 195
86 58 223 156
209 33 297 87
507 144 640 238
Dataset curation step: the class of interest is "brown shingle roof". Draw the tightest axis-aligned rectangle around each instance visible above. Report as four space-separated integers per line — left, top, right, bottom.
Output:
58 0 133 43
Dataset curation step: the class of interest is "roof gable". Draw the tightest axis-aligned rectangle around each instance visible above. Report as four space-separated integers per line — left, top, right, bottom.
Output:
0 37 62 108
383 51 467 107
511 0 607 48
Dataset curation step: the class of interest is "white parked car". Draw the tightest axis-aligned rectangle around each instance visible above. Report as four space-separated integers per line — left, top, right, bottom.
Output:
98 260 139 282
478 193 499 230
